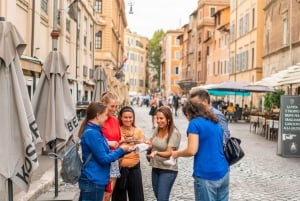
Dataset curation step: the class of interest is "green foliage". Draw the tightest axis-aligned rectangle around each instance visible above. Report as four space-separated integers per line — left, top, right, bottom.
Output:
271 89 285 107
263 89 285 111
264 93 272 112
149 29 165 86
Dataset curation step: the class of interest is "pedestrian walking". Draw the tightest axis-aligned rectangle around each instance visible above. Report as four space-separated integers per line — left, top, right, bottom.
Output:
112 106 145 201
172 101 229 201
172 93 180 116
100 91 122 201
149 94 159 129
147 106 181 201
189 89 231 144
78 102 130 201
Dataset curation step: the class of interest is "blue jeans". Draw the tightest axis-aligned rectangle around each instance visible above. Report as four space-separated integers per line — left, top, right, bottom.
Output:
79 174 106 201
194 172 229 201
152 168 178 201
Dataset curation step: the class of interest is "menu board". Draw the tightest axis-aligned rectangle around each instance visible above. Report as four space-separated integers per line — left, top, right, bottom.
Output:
279 95 300 157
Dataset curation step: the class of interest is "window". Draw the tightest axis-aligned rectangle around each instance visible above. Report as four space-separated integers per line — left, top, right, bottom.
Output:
95 0 102 13
282 18 288 46
83 66 88 76
66 19 70 33
89 69 94 79
175 67 179 74
239 17 243 36
229 57 234 74
210 7 216 17
230 24 235 42
95 31 102 49
252 8 255 29
83 17 87 46
251 48 254 68
244 13 249 33
198 51 201 61
41 0 48 13
174 51 180 59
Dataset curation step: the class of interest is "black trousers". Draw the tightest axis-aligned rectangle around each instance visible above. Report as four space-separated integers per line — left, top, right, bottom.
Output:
111 163 144 201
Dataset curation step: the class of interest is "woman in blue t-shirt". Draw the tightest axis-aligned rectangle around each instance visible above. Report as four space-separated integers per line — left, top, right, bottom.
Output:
172 101 229 201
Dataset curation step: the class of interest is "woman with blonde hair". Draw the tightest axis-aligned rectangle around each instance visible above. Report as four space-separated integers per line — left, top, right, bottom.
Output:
100 91 122 201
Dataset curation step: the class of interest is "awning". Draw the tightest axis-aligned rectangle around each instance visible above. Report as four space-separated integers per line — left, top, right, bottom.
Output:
256 63 300 87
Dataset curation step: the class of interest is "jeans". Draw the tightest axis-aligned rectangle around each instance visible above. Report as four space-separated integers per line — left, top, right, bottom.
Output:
152 168 178 201
194 172 229 201
79 174 106 201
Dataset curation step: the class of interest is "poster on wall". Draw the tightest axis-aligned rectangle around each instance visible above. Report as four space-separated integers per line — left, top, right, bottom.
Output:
278 95 300 157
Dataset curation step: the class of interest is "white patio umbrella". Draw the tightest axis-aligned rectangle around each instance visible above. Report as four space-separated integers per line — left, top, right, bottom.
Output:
0 19 41 200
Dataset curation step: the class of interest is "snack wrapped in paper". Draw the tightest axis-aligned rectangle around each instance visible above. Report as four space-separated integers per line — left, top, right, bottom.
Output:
163 156 176 166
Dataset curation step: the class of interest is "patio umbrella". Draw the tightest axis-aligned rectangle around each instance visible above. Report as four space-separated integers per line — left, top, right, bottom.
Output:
242 84 275 93
210 81 249 91
208 89 250 96
32 51 78 150
0 20 41 200
32 51 79 197
91 65 108 102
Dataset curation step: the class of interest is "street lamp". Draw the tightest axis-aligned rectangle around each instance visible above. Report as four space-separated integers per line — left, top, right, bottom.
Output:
128 0 135 14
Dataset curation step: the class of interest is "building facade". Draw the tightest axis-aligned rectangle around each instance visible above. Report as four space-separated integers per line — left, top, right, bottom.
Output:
161 30 183 97
124 29 148 95
263 0 300 94
0 0 129 104
206 6 230 84
229 0 265 84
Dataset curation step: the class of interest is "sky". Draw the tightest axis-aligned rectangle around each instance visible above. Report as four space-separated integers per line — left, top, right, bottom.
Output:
125 0 198 38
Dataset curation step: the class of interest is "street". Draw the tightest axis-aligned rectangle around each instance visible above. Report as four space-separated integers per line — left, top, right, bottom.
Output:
14 105 300 201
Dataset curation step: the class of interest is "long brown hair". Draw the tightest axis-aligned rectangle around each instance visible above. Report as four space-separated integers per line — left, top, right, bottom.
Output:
156 106 178 143
182 101 219 123
78 102 107 138
118 106 136 127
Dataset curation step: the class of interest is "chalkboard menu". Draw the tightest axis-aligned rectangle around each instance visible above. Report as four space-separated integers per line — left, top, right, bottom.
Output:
279 95 300 157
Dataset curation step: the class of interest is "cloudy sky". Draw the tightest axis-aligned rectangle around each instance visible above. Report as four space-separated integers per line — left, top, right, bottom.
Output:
125 0 198 38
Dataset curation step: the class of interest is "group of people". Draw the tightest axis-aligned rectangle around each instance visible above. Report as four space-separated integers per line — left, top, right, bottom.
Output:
77 88 231 201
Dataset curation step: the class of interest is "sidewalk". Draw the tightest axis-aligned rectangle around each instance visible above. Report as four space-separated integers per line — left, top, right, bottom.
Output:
1 105 300 201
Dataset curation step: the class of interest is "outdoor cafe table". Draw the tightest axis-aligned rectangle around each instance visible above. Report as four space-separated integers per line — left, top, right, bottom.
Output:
249 113 279 141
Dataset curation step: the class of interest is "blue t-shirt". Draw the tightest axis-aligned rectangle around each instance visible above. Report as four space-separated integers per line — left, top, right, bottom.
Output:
187 117 229 180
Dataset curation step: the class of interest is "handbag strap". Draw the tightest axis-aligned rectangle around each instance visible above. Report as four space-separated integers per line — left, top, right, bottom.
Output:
81 128 94 169
82 153 92 169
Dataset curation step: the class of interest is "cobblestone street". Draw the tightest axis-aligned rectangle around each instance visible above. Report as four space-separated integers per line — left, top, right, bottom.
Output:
46 105 300 201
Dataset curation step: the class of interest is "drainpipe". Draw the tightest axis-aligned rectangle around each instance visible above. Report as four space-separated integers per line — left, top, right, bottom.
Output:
30 0 35 56
289 0 293 67
31 0 36 94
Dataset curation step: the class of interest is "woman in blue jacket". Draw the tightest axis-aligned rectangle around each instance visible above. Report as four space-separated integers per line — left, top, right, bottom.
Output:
77 102 130 200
